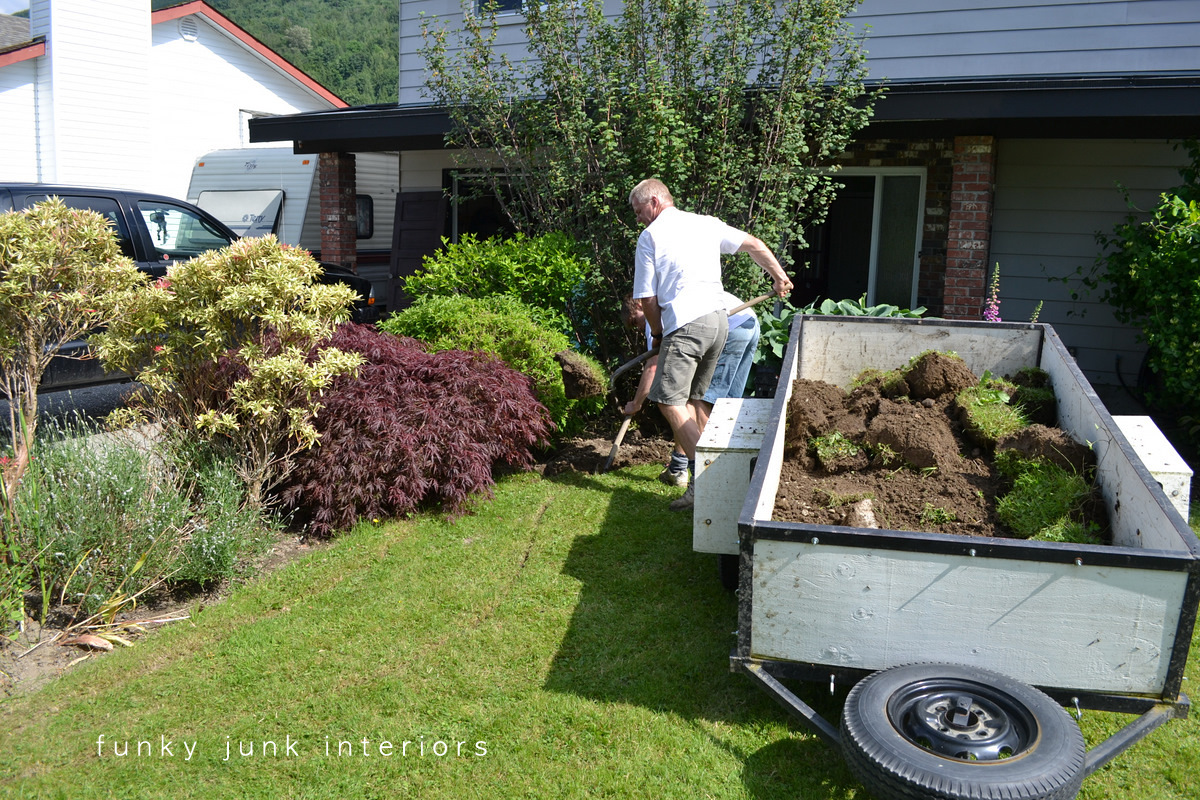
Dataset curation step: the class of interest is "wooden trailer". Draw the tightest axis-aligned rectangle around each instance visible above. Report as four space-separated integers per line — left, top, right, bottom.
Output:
716 316 1200 800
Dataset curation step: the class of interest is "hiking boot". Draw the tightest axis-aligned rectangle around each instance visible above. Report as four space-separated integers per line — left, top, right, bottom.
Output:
658 465 689 487
669 483 695 512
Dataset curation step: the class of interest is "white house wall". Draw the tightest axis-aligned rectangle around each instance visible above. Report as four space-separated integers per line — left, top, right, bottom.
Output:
990 138 1187 386
0 0 339 201
400 148 455 192
32 0 152 189
148 13 339 200
0 59 39 182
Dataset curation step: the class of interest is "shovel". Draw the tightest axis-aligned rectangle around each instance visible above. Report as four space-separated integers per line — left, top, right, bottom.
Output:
600 292 774 472
607 293 774 391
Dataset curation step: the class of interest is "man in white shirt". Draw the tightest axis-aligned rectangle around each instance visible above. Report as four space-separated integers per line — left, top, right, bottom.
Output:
630 178 792 510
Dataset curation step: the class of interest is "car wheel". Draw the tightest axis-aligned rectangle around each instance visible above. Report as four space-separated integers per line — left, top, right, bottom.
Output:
840 662 1085 800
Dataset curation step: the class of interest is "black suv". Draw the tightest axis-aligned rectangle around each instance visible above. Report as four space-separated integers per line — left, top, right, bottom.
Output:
0 184 375 390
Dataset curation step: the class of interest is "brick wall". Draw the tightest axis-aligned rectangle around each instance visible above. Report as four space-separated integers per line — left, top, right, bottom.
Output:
943 136 996 320
318 151 357 271
835 135 995 319
836 138 953 316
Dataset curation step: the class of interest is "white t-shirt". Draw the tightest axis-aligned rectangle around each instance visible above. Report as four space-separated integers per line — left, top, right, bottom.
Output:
633 206 746 335
722 291 755 329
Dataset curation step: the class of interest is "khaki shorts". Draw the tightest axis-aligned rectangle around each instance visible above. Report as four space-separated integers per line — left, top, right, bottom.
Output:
648 311 729 406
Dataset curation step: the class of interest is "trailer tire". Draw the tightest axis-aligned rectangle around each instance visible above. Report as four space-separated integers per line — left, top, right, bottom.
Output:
840 662 1085 800
718 554 738 593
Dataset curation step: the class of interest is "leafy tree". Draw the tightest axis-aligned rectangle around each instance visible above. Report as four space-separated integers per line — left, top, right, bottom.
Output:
0 199 146 512
91 236 364 507
1085 141 1200 415
421 0 878 362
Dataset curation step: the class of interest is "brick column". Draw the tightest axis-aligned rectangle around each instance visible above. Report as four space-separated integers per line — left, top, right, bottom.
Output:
318 151 357 272
943 136 995 319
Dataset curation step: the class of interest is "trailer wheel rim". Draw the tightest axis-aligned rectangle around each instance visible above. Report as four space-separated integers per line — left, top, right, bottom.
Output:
887 678 1036 762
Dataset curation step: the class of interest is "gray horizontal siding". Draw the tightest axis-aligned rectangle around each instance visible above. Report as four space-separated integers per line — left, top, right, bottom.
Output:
989 138 1187 386
851 0 1200 82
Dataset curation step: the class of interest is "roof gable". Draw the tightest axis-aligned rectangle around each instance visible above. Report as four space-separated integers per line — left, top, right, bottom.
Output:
153 2 344 107
0 1 344 107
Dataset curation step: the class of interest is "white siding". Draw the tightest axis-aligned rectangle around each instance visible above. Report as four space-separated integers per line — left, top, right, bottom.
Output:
989 138 1187 386
851 0 1200 83
400 148 455 191
36 0 152 188
0 59 39 182
0 0 338 200
148 14 339 200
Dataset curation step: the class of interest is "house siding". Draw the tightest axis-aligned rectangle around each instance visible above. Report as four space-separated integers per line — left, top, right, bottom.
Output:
851 0 1200 82
989 138 1187 386
1 1 339 201
400 0 626 105
34 0 153 188
0 60 39 182
400 1 1200 102
148 14 338 199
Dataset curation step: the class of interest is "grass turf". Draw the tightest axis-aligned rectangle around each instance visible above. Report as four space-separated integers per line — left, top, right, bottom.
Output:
1 466 1197 799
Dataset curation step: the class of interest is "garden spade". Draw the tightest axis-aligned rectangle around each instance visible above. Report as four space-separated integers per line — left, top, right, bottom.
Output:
601 292 774 472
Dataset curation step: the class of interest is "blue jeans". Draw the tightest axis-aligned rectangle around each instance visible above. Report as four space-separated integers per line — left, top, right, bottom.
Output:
703 315 760 404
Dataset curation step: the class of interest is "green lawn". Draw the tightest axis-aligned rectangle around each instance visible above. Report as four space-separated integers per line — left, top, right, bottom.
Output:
1 466 1197 799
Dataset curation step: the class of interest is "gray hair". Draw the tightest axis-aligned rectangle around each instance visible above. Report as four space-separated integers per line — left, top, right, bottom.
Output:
629 178 673 208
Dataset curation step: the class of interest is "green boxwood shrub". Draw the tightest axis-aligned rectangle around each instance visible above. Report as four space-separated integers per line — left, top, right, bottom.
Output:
381 295 601 434
403 231 588 339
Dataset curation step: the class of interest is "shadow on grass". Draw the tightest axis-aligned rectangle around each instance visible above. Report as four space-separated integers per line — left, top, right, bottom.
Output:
541 468 860 799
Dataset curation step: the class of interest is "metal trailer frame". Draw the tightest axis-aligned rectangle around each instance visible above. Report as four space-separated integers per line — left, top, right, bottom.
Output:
730 315 1200 779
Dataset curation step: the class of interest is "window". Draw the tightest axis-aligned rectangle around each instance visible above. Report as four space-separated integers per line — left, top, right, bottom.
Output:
356 195 373 239
444 170 514 243
194 190 284 238
793 169 925 309
136 200 232 262
51 195 137 261
478 0 523 12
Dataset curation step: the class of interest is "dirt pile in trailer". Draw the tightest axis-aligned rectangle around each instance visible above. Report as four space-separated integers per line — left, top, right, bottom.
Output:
773 353 1106 539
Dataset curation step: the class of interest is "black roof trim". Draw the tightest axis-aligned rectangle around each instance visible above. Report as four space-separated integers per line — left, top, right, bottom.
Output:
249 104 453 153
248 75 1200 153
871 74 1200 122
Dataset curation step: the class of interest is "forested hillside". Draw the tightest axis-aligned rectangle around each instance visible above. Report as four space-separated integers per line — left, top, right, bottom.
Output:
156 0 400 106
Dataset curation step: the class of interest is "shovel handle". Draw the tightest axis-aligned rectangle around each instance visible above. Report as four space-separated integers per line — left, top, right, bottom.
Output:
609 292 774 390
600 415 634 473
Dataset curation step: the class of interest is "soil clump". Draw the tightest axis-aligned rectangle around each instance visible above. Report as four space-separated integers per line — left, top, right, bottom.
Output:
774 353 1105 539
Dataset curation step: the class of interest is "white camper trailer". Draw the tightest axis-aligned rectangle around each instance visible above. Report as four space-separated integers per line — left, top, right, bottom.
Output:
187 147 399 312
